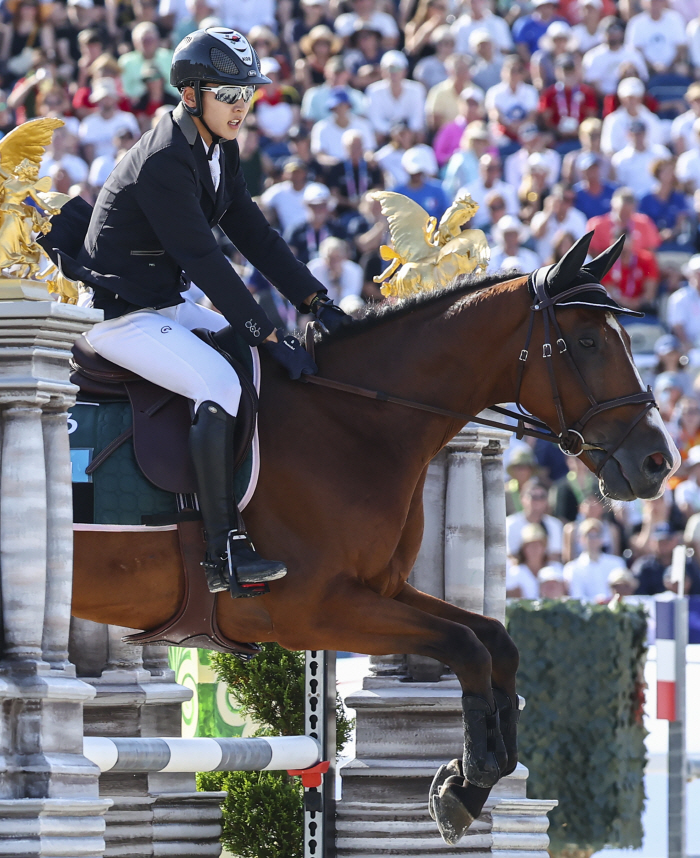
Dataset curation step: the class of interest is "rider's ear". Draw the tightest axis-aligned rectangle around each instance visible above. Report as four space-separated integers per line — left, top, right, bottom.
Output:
581 234 625 283
547 230 594 293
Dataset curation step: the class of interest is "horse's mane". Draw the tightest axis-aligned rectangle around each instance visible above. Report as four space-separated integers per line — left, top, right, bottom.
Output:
315 271 519 344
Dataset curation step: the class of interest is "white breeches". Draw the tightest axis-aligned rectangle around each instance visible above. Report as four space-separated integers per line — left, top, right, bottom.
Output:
85 293 242 417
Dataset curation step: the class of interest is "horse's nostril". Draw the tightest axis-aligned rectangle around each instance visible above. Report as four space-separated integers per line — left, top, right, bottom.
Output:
645 452 668 475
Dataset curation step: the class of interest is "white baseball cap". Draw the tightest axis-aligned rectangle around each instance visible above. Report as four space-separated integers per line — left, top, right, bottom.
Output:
401 145 437 176
89 77 118 103
303 182 331 204
380 50 409 70
617 76 645 98
259 57 281 76
460 86 484 104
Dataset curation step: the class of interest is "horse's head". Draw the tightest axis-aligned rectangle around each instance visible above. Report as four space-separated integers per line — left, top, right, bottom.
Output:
518 232 679 502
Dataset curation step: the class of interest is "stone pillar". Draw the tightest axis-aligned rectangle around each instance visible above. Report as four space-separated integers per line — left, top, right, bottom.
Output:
337 421 556 857
69 619 225 858
0 301 111 857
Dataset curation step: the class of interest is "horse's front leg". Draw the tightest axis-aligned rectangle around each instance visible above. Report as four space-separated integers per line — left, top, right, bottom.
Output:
274 579 503 796
396 583 520 845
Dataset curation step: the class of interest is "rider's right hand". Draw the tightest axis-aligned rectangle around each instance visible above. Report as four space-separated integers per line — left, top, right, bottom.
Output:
262 334 318 380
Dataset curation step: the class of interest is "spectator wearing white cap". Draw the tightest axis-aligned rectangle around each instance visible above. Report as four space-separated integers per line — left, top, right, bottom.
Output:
432 85 485 167
504 123 560 192
530 20 574 92
310 87 376 164
670 82 700 155
250 57 300 145
393 146 449 220
676 118 700 195
570 0 603 54
511 0 564 63
307 237 363 304
469 29 504 92
625 0 687 74
563 518 625 602
442 121 490 200
365 51 427 141
489 215 541 272
334 0 399 49
459 152 518 229
612 121 671 200
424 53 477 133
451 0 513 56
673 444 700 518
600 77 664 155
285 182 347 265
667 255 700 352
582 17 647 97
484 55 539 155
78 78 140 163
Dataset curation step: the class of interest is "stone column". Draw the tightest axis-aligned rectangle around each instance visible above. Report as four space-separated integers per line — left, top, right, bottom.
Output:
337 422 556 857
70 619 225 858
0 301 111 857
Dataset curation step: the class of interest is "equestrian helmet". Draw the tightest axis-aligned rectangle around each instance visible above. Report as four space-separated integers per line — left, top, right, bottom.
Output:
171 27 271 116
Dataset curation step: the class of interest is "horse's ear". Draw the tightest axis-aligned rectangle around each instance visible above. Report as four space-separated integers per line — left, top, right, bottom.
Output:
547 231 594 294
581 234 625 283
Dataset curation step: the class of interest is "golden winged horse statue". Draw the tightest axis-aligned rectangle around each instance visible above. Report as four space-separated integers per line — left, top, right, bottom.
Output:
370 190 491 298
0 117 81 303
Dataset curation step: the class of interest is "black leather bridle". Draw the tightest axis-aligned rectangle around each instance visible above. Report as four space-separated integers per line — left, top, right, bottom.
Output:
303 275 659 477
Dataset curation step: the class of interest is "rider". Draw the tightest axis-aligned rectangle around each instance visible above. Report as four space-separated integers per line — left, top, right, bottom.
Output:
61 28 351 596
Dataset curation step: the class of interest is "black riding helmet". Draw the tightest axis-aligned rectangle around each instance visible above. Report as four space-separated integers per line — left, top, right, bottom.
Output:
170 27 272 120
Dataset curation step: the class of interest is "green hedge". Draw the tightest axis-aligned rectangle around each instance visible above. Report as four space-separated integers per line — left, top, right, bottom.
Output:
506 599 648 854
198 645 353 858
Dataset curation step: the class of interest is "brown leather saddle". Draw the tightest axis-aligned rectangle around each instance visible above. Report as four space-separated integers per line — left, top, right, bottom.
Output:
70 332 258 494
70 334 262 659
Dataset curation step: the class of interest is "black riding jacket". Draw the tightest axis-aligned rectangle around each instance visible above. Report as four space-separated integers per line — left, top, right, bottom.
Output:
64 104 322 345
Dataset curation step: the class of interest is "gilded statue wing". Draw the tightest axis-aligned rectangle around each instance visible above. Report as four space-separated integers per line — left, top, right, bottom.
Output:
369 191 435 261
0 117 64 174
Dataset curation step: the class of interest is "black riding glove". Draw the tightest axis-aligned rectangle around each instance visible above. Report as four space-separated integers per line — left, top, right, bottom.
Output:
307 293 352 335
262 334 318 380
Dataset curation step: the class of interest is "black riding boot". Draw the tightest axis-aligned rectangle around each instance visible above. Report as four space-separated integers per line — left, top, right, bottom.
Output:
189 401 287 595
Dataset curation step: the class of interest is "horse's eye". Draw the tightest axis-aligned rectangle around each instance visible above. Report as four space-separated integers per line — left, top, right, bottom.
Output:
579 338 595 348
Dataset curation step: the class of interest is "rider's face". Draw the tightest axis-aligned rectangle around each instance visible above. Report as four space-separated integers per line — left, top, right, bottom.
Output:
199 87 251 142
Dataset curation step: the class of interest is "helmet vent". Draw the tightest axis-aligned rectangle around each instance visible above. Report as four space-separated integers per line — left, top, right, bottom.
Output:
210 48 240 76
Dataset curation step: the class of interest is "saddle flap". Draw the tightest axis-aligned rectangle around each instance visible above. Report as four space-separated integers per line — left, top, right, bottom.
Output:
122 519 261 658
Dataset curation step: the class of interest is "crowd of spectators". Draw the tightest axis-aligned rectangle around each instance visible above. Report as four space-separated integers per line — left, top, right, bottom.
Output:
4 0 700 603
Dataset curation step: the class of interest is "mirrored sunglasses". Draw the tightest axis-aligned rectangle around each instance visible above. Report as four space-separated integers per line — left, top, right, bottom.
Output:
200 84 256 104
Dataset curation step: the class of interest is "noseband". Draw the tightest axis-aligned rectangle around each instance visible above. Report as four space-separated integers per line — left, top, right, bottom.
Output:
508 272 657 476
302 275 658 477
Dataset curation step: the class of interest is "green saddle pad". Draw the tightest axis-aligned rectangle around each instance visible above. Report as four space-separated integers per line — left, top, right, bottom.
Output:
69 338 255 526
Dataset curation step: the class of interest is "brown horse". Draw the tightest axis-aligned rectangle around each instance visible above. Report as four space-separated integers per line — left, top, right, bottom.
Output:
72 233 677 842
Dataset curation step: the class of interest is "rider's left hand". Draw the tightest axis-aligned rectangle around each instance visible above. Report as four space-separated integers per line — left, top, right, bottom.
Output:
307 293 352 335
262 333 318 380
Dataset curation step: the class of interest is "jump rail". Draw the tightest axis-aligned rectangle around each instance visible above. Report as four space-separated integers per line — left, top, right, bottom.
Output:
84 735 322 774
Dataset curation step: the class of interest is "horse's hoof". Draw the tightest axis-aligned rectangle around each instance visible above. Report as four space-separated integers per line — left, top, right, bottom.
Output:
433 776 477 846
428 758 463 820
462 694 505 788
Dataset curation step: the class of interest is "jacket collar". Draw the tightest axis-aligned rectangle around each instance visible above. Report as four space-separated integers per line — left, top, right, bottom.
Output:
172 103 216 203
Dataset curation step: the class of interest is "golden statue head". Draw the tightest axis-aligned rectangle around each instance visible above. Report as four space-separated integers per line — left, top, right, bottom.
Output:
15 158 40 182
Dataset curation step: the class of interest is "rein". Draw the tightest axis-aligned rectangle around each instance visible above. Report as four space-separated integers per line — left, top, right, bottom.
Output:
302 277 657 476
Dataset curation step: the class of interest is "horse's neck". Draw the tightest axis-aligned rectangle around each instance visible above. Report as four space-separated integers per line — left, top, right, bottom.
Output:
319 276 531 459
